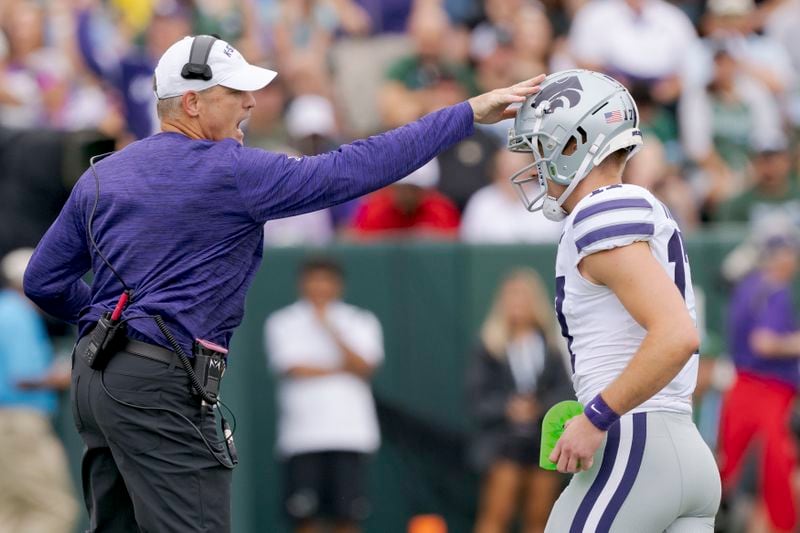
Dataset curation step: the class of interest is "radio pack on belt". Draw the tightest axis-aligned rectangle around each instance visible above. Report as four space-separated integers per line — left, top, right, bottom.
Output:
192 338 227 403
84 292 130 370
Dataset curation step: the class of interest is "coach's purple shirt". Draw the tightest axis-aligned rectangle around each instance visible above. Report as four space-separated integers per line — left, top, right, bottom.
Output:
728 271 800 388
24 102 474 355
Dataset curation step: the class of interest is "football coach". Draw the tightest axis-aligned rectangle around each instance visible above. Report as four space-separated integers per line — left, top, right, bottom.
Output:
23 35 543 532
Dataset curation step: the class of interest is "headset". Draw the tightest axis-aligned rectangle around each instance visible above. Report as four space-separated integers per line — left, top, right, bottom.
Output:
180 35 218 81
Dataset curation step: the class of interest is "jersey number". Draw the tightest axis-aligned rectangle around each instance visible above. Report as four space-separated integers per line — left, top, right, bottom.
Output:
667 229 688 300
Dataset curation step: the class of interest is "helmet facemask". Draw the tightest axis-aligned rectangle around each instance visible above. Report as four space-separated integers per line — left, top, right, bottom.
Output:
508 116 598 222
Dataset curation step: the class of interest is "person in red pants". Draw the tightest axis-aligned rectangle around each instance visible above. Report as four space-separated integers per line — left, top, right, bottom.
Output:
719 233 800 533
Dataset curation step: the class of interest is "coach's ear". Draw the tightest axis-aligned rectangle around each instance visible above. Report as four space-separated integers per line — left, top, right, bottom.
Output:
182 91 201 118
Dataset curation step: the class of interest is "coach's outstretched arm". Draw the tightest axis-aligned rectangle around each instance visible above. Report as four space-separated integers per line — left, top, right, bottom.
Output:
233 76 545 223
549 241 700 474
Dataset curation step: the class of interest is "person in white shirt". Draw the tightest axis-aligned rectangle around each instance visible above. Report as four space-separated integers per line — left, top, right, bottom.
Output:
568 0 698 105
265 257 384 533
461 148 564 244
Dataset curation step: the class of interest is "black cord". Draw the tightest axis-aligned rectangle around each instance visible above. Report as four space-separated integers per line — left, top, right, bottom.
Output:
88 153 130 292
153 315 218 405
99 372 235 469
217 398 237 434
105 315 238 438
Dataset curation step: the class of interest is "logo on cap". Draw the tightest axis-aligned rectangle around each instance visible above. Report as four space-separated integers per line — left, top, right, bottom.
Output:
223 44 234 58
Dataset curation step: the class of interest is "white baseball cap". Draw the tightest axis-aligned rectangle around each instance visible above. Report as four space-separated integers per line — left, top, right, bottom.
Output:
154 36 277 99
285 95 337 139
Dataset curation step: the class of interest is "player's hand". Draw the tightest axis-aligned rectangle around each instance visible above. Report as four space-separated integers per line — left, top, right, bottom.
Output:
549 414 605 474
468 74 546 125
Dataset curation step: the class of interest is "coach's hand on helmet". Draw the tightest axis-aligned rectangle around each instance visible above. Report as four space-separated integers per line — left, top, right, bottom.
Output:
549 414 605 474
468 74 546 125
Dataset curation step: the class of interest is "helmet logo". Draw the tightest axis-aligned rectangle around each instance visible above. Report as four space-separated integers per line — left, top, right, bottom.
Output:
533 75 584 114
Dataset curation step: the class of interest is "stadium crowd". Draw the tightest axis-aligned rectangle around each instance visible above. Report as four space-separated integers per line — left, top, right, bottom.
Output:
1 0 800 531
1 0 798 247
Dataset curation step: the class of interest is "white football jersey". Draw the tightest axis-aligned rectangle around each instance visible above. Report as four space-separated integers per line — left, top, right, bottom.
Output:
555 183 698 415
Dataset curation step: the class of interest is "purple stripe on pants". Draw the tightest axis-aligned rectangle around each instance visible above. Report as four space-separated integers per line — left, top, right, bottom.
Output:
597 412 648 532
569 421 621 533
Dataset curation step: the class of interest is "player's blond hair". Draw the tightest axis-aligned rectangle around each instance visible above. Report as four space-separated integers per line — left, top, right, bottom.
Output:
480 268 561 359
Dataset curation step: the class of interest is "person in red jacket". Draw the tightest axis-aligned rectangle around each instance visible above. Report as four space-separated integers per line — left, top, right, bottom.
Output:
348 158 460 239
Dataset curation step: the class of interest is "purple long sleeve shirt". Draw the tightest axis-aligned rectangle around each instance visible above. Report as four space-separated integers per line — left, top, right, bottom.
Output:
24 102 474 355
728 271 800 388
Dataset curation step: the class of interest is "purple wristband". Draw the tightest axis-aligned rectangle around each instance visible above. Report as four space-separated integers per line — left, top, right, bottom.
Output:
584 394 620 431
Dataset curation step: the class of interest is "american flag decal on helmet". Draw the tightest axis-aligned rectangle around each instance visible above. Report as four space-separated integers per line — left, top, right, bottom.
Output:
604 110 624 123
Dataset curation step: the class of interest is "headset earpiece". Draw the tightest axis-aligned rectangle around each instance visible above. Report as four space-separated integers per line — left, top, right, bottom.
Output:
181 35 218 81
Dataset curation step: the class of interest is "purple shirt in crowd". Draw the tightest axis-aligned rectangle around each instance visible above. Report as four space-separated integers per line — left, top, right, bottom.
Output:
728 271 800 388
24 102 474 355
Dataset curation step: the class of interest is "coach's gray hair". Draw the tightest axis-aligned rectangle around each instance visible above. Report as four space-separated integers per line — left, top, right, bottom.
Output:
156 96 183 119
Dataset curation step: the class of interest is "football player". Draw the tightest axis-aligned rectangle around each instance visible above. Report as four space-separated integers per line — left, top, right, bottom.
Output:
507 69 721 532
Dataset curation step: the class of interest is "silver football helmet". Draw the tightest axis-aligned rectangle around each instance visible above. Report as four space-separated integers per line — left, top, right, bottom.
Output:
507 69 643 221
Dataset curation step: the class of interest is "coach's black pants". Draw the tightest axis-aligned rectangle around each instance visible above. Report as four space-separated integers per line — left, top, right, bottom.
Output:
71 336 234 532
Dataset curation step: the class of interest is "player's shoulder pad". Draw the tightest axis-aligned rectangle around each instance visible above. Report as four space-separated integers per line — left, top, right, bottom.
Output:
571 184 656 258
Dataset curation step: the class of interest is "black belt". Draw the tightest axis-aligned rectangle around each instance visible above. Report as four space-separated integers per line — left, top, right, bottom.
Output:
123 338 177 365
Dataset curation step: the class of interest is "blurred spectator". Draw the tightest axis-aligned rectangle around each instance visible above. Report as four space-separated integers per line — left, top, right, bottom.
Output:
353 0 413 34
461 149 564 243
466 268 571 533
470 0 553 76
74 0 192 141
379 2 478 128
271 0 371 98
261 94 345 245
687 0 796 99
0 248 77 533
679 44 784 210
568 0 698 106
763 0 800 130
471 3 556 145
627 83 682 163
245 75 291 151
194 0 255 44
717 232 800 533
538 0 587 37
715 140 800 226
265 257 383 533
0 0 118 133
436 128 500 213
348 159 461 239
285 93 341 155
623 137 701 232
264 204 336 248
